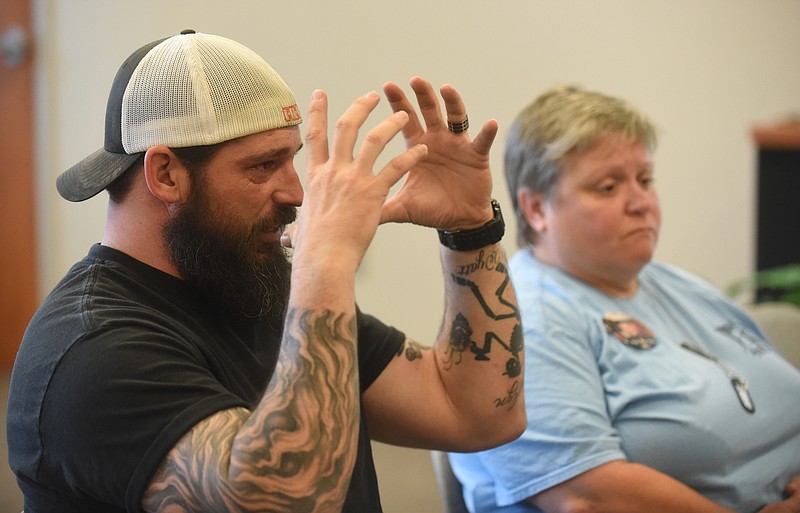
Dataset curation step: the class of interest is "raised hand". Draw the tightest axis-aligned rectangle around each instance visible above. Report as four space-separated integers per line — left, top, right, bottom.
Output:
380 77 499 231
289 89 428 273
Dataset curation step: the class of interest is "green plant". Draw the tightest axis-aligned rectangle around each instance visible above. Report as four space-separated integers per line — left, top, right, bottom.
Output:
727 264 800 307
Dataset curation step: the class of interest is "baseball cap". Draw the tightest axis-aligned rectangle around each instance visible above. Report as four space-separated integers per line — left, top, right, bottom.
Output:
57 29 303 202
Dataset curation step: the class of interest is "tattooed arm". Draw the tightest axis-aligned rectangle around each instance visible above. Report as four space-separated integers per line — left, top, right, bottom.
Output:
143 89 427 512
143 310 359 513
363 242 525 452
360 78 525 451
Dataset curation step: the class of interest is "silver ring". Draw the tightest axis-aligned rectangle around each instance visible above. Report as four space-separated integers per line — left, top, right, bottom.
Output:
447 116 469 134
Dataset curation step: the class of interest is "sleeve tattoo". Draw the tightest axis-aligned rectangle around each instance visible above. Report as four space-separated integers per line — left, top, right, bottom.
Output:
142 308 359 513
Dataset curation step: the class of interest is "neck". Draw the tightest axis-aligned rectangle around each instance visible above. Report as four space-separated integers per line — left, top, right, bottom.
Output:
103 197 182 279
529 246 640 298
593 277 638 298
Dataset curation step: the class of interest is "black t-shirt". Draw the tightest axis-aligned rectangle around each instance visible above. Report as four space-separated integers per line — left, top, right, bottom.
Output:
7 244 405 512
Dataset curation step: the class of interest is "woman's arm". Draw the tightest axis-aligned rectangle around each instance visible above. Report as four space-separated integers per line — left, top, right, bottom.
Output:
532 461 800 513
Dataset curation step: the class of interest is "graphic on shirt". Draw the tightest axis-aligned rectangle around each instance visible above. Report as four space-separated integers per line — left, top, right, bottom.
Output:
716 321 769 355
603 312 657 350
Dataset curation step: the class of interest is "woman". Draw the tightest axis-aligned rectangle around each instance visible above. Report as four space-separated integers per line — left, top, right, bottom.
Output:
449 85 800 513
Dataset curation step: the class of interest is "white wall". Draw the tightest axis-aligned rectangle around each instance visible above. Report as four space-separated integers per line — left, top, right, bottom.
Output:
33 0 800 344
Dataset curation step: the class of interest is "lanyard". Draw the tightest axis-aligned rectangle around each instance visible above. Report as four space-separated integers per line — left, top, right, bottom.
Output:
640 283 756 414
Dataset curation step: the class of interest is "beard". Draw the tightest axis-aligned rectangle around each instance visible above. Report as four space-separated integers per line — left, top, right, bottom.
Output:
164 187 296 321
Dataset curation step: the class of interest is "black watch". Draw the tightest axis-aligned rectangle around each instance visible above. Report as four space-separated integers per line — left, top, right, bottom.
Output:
437 199 505 251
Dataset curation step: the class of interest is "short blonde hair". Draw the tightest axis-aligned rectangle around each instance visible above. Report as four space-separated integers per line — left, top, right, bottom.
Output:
504 84 658 247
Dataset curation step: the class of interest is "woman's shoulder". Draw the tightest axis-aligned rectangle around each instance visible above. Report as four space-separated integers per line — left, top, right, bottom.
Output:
509 249 605 300
508 250 606 335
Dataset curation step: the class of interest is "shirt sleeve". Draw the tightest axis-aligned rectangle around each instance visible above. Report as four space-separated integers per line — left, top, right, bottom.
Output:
40 326 248 512
355 307 406 391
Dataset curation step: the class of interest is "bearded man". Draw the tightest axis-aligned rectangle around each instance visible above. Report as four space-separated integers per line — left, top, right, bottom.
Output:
7 30 525 513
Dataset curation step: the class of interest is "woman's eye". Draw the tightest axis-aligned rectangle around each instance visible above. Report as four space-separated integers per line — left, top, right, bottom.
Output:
597 182 616 194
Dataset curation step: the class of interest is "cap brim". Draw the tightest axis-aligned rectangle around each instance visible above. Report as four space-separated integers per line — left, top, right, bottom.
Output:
56 148 141 202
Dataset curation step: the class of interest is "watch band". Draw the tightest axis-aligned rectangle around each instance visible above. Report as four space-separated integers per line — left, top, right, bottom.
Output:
437 199 505 251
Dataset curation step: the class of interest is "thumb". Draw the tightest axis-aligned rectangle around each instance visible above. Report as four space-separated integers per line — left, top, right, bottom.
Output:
379 196 411 225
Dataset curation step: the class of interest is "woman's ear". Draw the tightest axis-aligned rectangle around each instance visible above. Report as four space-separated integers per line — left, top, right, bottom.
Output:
143 145 191 205
517 188 548 233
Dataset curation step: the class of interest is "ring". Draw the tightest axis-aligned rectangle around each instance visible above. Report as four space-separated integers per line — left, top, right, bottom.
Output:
447 116 469 134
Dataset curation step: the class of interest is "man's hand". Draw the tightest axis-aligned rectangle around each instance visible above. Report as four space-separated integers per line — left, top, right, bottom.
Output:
380 77 499 231
290 89 428 275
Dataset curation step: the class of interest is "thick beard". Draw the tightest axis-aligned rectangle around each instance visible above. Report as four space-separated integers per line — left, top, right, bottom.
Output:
164 193 296 321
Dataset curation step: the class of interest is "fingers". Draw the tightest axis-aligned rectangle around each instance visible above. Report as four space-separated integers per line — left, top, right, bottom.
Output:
386 77 491 147
330 91 382 163
439 82 498 154
786 475 800 496
306 88 421 190
377 143 428 197
472 119 500 156
384 77 469 139
383 81 424 142
782 477 800 513
409 77 446 132
439 83 467 130
304 90 330 168
280 225 297 248
353 109 414 183
308 89 412 178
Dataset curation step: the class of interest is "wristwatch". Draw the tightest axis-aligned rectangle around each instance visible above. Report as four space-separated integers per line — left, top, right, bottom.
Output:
437 199 505 251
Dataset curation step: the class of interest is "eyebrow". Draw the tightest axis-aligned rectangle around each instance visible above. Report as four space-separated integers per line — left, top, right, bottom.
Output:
239 143 304 166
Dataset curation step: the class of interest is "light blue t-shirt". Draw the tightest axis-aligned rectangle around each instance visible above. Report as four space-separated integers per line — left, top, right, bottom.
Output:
450 251 800 513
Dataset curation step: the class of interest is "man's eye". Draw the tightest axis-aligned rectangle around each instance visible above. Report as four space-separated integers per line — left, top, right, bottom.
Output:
256 161 278 172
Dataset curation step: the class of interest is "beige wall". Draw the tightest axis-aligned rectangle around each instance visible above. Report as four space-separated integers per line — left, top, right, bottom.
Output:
33 0 800 345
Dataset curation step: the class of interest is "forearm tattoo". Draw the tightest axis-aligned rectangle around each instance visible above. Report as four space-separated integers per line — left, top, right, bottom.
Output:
444 248 522 379
494 379 522 411
143 308 359 513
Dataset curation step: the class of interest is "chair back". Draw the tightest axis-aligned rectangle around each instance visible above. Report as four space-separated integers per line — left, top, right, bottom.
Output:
746 301 800 368
431 451 469 513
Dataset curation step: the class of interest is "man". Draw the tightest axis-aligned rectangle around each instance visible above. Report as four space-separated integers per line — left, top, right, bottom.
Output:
7 30 524 512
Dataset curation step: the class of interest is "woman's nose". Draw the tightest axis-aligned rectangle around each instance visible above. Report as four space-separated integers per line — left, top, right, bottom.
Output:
626 183 655 214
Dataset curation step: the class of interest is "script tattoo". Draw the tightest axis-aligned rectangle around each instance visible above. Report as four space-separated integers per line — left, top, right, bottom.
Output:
456 248 502 277
445 254 522 377
142 308 359 513
494 380 521 411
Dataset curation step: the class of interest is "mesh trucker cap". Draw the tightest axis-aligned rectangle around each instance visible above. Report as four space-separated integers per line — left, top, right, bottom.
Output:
57 29 302 202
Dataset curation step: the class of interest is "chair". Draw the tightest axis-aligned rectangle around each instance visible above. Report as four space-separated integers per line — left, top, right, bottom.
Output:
431 450 469 513
746 301 800 368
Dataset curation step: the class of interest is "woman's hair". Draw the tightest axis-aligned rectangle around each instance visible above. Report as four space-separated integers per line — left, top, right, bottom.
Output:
504 84 658 247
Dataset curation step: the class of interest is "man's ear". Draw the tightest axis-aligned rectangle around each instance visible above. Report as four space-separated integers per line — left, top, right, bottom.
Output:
517 188 548 233
143 145 191 205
